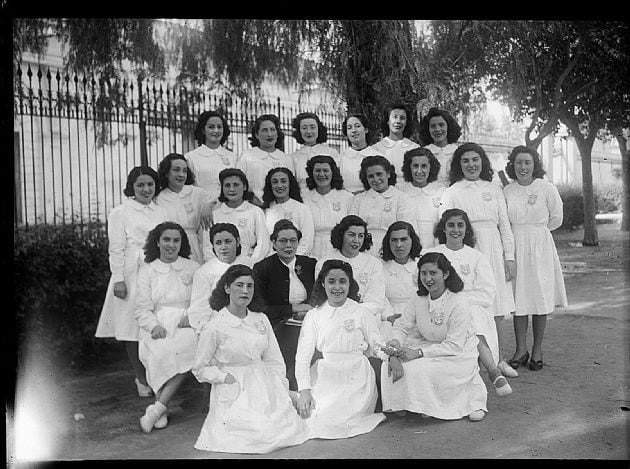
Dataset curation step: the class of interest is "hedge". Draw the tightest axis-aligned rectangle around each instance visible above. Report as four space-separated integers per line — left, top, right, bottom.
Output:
556 183 623 230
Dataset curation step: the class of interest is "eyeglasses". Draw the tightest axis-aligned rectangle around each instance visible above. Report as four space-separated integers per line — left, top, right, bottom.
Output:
276 238 299 245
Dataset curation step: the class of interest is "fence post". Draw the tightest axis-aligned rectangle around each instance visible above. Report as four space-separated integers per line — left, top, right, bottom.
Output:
137 74 148 167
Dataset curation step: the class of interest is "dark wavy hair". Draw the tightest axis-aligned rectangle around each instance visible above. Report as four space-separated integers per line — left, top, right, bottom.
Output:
123 166 161 198
381 102 416 139
309 259 361 307
157 153 195 189
305 154 344 191
341 112 377 146
291 112 328 144
434 208 476 248
416 252 464 296
218 168 255 203
270 218 303 243
402 147 441 184
330 215 373 252
143 221 191 263
249 114 285 151
261 167 303 209
194 110 230 147
209 264 263 312
209 222 242 256
448 142 494 186
505 145 546 180
380 221 422 262
359 155 397 191
418 108 462 147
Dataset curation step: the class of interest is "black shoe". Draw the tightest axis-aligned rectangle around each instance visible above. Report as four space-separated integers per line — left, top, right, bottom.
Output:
528 356 544 371
508 351 529 369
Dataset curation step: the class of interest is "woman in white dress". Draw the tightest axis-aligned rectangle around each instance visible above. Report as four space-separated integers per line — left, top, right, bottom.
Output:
192 264 309 454
338 113 381 194
380 221 422 341
418 107 462 185
237 114 294 202
184 110 238 202
188 222 253 333
503 146 568 372
427 209 513 395
350 155 416 255
382 252 488 422
372 102 420 177
155 153 214 264
95 166 167 398
261 167 315 257
211 168 271 265
135 222 200 432
440 142 518 378
399 147 446 249
289 111 340 196
294 259 387 439
303 155 355 260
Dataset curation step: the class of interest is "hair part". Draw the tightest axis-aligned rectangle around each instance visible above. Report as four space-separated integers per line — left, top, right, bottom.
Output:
330 215 373 252
309 259 361 307
124 166 161 198
359 155 397 190
194 110 230 147
434 208 476 247
402 147 441 184
305 154 344 191
209 222 242 256
209 264 263 312
448 142 494 185
291 112 328 144
157 153 195 189
380 221 423 261
416 252 464 296
143 221 192 263
418 107 462 146
261 167 302 209
249 114 285 151
218 168 255 203
505 145 546 180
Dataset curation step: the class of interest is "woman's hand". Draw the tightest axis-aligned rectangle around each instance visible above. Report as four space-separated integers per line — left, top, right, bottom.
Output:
381 339 401 356
387 313 401 324
388 356 405 383
504 260 517 282
398 347 421 362
296 389 316 419
291 304 311 318
200 201 216 230
113 281 128 299
177 315 190 328
224 373 236 384
151 325 167 339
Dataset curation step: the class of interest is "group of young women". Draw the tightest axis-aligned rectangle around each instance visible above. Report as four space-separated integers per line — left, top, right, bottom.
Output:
95 105 568 454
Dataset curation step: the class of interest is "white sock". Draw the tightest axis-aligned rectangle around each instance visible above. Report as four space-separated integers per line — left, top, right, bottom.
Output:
154 401 167 414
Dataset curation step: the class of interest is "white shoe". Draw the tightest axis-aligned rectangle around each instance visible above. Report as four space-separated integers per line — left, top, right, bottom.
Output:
140 403 166 433
154 413 168 429
498 360 519 378
493 375 513 397
468 410 486 421
135 378 153 398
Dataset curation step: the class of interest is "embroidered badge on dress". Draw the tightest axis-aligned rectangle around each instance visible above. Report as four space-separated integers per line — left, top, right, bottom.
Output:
344 319 355 331
482 192 493 202
283 211 293 220
358 272 369 284
238 217 247 227
181 273 193 285
432 197 441 208
432 311 444 326
460 264 471 275
528 194 538 205
383 201 393 212
221 156 230 165
184 202 193 213
332 201 341 212
255 320 267 334
295 264 302 276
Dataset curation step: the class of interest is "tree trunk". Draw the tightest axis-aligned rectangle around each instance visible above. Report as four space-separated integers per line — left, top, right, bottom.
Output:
616 132 629 231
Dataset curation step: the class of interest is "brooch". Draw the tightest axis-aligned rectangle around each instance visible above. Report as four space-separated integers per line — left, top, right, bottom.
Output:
283 211 293 220
358 272 369 285
383 201 392 212
460 264 470 275
254 320 267 334
184 202 193 213
344 319 355 331
482 192 492 202
528 194 538 205
432 197 441 208
332 201 341 212
181 273 193 286
221 156 231 165
238 217 247 227
432 311 444 326
294 265 303 276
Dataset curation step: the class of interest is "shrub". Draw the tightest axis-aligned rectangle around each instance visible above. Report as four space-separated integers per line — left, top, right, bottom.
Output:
557 184 584 230
594 183 623 214
14 221 114 367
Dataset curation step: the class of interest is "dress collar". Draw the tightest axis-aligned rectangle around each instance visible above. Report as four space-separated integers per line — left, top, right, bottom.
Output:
218 306 258 328
163 185 193 199
218 201 249 213
366 186 395 198
151 257 187 273
127 198 158 211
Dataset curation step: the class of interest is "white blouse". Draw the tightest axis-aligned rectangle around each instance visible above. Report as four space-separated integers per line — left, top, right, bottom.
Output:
338 146 382 194
372 137 420 178
398 181 447 250
382 258 419 317
290 143 340 196
237 147 295 200
503 178 563 231
185 144 238 202
424 143 459 185
264 198 315 257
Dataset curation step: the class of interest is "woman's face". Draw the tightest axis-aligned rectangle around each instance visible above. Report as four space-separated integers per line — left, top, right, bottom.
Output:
270 171 290 202
514 152 535 185
133 174 156 205
366 164 389 193
225 275 255 309
388 109 407 137
460 151 482 181
323 268 350 307
444 215 466 249
222 176 245 204
203 116 224 149
341 225 365 258
389 228 412 262
212 231 239 264
256 120 278 151
299 118 319 146
312 162 332 189
410 155 431 188
346 116 368 148
420 261 448 299
273 228 299 263
157 228 182 263
167 159 188 191
428 115 448 146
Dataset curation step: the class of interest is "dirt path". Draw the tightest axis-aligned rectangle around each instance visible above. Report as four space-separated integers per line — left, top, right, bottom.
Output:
9 223 629 461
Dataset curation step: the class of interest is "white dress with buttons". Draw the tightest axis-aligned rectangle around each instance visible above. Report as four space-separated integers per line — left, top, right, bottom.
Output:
372 137 420 178
424 143 459 185
237 147 295 201
290 143 340 197
184 144 238 202
264 198 315 257
338 146 383 194
398 180 446 250
382 258 419 341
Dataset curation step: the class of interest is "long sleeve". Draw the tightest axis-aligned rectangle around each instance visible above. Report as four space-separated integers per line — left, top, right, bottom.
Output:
422 300 470 358
360 309 388 361
467 254 496 308
261 315 289 387
294 310 318 391
107 207 127 282
187 267 215 333
546 183 564 231
254 260 293 323
191 323 229 384
391 297 420 344
361 261 387 320
134 265 160 333
250 208 272 264
495 187 515 261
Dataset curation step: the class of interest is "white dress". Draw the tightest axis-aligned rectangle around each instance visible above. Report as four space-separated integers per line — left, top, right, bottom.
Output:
398 180 446 250
440 180 516 317
264 198 315 257
303 188 355 260
424 244 499 364
382 258 419 341
503 178 568 316
187 255 254 332
424 143 459 185
211 201 271 265
290 143 340 197
349 186 417 256
237 147 295 201
95 199 167 341
184 144 238 202
155 185 213 264
338 146 382 194
372 137 420 178
192 308 309 454
380 290 488 419
294 299 387 439
134 257 200 392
